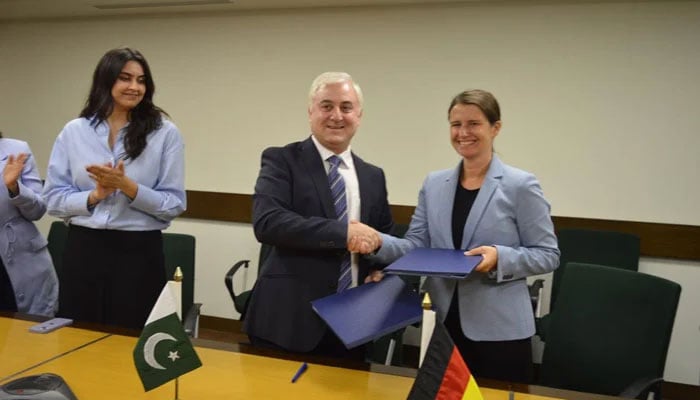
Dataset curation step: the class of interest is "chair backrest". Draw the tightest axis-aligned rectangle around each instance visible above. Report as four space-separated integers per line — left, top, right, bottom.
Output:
162 233 196 316
229 243 271 316
551 228 640 311
539 262 681 395
46 221 69 281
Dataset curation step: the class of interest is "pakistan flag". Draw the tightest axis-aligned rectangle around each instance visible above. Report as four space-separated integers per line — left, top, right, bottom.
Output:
133 284 202 391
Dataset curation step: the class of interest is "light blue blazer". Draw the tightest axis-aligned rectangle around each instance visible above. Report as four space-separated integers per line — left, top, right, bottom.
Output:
0 139 58 317
375 155 559 341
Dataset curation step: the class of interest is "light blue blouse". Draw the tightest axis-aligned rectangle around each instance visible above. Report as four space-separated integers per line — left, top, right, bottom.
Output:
43 117 186 231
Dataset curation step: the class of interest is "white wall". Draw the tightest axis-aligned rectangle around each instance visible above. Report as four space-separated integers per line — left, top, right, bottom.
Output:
6 0 699 385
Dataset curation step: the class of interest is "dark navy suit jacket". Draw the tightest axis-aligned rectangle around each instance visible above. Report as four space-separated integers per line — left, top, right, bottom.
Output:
243 137 393 352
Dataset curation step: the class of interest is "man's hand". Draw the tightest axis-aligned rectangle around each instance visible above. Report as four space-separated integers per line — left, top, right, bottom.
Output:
347 220 382 254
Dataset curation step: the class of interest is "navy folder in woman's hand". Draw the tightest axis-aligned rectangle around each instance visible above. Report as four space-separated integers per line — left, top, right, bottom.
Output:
383 248 481 278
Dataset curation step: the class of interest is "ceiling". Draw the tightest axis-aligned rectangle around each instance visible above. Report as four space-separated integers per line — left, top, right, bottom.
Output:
0 0 458 21
0 0 670 21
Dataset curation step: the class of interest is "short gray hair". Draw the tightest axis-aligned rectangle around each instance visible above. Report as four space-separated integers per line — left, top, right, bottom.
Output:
308 72 363 109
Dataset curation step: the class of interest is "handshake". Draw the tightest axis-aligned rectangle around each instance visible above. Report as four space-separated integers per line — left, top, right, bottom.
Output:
347 220 382 254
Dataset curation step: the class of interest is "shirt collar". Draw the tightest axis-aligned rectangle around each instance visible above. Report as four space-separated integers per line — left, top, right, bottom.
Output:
89 116 130 136
310 135 353 168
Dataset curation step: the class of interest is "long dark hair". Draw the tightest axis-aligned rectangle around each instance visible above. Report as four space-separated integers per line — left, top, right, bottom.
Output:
80 47 167 160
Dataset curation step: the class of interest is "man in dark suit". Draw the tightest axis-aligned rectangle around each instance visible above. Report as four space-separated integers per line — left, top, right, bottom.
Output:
243 72 393 357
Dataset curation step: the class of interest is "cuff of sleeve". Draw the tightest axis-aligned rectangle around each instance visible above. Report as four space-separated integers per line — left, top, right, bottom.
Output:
8 182 26 201
491 245 514 282
68 191 94 216
9 183 34 207
372 233 393 262
128 183 158 213
369 244 382 256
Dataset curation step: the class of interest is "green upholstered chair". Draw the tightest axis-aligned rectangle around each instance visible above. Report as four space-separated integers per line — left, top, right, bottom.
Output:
533 228 641 338
551 228 641 308
162 232 201 337
538 263 681 399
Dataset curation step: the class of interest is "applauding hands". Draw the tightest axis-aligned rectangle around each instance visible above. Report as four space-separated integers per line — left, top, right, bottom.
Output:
85 160 139 205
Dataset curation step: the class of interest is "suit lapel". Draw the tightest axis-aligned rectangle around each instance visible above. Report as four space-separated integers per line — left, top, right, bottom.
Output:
461 155 504 249
300 137 336 219
353 153 372 223
434 164 460 248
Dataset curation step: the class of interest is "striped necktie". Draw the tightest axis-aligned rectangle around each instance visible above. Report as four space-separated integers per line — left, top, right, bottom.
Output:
328 155 352 292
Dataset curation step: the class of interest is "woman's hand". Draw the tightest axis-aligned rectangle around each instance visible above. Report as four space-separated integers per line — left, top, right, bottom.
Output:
86 160 138 200
466 245 498 273
88 182 116 206
3 153 29 196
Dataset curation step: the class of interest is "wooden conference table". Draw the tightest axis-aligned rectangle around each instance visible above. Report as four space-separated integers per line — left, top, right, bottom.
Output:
0 316 622 399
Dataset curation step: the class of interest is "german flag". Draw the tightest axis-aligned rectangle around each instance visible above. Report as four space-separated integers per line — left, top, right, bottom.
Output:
407 321 483 400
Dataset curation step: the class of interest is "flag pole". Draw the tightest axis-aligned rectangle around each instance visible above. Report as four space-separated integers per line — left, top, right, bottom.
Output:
419 293 436 368
169 266 184 320
172 267 183 400
133 272 201 396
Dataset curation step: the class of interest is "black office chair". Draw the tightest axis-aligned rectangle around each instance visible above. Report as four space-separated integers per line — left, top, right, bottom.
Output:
225 243 272 319
162 233 202 338
538 263 681 399
532 228 640 338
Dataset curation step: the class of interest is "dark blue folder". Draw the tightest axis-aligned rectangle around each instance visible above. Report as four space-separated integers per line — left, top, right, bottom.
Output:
383 248 481 278
310 275 422 349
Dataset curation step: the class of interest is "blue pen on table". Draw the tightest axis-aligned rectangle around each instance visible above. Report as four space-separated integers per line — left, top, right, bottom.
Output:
291 362 308 383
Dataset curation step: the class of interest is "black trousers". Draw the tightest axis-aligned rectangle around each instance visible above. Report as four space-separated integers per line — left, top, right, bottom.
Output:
58 225 165 330
444 289 533 384
0 257 17 312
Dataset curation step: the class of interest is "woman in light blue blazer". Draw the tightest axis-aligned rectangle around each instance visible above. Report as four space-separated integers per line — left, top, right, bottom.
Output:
0 132 58 317
370 90 559 383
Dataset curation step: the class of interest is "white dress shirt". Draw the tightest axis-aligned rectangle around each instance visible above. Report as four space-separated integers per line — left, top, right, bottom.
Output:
311 135 361 288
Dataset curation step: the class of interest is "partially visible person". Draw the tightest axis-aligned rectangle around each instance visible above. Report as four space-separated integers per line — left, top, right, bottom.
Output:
243 72 390 358
42 48 186 330
357 89 559 383
0 131 58 317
